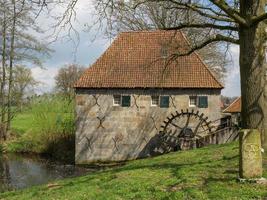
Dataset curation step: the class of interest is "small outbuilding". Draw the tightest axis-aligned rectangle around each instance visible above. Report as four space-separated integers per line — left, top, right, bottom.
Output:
223 97 241 126
74 30 223 164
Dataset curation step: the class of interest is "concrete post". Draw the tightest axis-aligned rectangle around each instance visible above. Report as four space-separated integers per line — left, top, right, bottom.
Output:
239 129 263 179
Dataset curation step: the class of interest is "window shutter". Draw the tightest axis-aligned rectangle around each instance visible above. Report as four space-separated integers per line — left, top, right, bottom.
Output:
122 95 131 107
160 96 169 108
198 96 208 108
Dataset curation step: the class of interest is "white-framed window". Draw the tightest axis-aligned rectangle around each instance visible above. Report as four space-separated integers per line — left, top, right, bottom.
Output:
189 96 208 108
113 95 121 106
151 95 159 106
189 96 197 107
113 95 131 107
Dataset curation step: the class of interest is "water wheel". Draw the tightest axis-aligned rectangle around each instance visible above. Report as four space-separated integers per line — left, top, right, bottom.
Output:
159 109 212 151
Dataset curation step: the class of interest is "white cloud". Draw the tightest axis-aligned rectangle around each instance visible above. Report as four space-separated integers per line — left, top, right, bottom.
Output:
221 45 241 97
31 67 59 94
29 0 110 94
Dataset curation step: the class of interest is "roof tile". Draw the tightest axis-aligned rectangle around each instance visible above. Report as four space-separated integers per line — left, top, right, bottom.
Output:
75 30 223 89
223 97 241 113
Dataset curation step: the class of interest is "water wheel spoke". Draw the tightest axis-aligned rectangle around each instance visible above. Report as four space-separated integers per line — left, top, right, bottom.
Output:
184 114 191 128
170 122 182 129
193 119 204 135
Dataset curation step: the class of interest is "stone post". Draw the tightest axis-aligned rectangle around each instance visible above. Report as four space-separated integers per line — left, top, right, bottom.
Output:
239 129 263 179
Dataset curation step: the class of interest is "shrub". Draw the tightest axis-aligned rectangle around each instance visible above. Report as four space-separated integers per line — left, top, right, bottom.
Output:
8 95 76 162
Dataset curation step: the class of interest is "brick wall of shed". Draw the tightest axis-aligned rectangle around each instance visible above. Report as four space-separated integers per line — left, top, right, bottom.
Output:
75 88 221 164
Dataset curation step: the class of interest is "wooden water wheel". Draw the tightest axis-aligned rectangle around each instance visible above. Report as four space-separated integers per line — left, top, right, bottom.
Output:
159 109 212 151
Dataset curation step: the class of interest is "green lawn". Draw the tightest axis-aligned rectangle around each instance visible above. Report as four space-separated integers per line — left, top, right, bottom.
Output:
0 142 266 200
12 112 36 134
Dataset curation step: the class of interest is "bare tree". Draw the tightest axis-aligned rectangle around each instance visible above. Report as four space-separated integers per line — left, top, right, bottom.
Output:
12 65 38 110
0 0 51 139
55 64 85 98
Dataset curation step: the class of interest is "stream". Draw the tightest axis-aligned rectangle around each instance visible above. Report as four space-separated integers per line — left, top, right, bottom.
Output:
0 153 91 193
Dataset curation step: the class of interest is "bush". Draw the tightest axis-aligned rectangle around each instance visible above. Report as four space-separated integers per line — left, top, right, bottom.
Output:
7 95 75 162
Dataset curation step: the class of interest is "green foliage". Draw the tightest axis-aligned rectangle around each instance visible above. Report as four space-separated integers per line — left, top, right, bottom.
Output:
7 95 75 162
0 142 266 200
30 95 75 136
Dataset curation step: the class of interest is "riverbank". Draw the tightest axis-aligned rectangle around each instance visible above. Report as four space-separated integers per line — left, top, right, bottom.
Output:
0 153 90 193
3 96 75 163
1 142 266 200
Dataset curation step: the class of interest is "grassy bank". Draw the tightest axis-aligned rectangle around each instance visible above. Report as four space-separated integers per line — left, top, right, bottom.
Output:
4 96 75 162
0 142 266 200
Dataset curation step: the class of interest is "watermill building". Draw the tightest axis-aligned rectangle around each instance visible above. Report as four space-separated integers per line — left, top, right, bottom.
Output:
74 30 223 164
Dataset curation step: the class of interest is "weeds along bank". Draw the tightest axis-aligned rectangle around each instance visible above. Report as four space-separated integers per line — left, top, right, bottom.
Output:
5 95 75 163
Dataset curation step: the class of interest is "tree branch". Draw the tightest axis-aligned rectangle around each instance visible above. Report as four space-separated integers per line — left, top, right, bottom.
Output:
178 4 234 23
251 13 267 26
165 23 238 31
208 0 248 26
176 34 239 57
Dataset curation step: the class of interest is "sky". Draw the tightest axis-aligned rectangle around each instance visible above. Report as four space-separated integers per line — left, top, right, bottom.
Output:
31 1 241 97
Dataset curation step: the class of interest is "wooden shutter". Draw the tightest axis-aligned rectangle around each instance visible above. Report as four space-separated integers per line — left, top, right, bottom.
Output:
160 96 169 108
198 96 208 108
122 95 131 107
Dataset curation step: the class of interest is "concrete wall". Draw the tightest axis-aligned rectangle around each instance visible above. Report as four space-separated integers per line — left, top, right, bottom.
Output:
75 88 222 164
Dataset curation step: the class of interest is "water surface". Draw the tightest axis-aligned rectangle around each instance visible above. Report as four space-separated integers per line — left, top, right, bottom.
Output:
0 153 90 192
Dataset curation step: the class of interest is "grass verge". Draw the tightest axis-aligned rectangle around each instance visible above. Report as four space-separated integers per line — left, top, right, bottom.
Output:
0 142 266 200
5 96 75 162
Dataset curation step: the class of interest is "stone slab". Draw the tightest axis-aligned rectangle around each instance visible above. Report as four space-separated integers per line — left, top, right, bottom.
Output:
239 129 263 179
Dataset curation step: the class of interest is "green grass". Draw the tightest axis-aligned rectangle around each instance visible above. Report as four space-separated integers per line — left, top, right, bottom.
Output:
6 96 75 161
0 142 266 200
11 112 36 134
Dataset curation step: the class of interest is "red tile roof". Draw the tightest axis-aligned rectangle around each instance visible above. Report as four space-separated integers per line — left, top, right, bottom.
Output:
75 30 223 89
223 97 241 113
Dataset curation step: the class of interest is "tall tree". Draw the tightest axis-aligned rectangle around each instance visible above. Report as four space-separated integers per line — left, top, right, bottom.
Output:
0 0 50 139
55 64 85 98
12 65 38 110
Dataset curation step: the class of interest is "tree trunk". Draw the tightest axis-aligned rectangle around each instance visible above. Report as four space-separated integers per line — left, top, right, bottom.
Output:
0 9 7 140
6 0 16 132
239 0 267 160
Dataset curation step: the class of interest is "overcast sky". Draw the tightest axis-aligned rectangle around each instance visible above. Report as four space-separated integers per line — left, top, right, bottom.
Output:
31 1 241 97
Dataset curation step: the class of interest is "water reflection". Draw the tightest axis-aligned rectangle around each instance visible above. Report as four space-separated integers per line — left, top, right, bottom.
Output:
0 154 89 192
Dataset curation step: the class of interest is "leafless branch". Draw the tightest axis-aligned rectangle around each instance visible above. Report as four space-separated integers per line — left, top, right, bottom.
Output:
165 23 238 31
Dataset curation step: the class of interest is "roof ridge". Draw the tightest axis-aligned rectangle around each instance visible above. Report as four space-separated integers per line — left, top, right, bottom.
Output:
119 29 180 34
